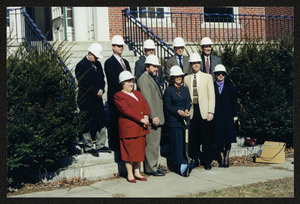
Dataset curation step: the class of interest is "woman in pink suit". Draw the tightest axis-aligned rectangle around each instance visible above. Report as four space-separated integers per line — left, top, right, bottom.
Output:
114 71 150 183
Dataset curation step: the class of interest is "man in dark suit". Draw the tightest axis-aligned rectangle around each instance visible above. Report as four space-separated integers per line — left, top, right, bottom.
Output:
164 37 192 82
134 39 164 89
200 37 222 80
75 43 111 157
137 55 165 176
104 35 131 155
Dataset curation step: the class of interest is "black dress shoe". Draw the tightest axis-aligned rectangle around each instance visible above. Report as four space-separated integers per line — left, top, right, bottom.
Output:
145 170 165 176
86 149 99 157
158 168 167 173
98 146 112 153
204 164 212 170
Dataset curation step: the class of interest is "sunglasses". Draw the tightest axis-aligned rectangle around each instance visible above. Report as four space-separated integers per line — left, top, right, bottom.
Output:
215 72 226 76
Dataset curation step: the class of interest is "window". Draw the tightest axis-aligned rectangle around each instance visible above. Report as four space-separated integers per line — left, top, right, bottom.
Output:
6 9 10 26
129 7 168 19
204 7 234 22
66 7 73 27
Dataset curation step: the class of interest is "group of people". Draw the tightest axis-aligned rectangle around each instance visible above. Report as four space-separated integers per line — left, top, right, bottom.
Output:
75 35 239 183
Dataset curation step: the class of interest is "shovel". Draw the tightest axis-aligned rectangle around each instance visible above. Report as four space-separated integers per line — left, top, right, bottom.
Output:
180 117 194 177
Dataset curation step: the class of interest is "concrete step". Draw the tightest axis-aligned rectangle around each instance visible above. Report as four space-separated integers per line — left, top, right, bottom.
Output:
40 142 263 183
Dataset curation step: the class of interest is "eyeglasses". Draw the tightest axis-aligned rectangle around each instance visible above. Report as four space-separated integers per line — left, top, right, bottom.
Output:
215 72 226 76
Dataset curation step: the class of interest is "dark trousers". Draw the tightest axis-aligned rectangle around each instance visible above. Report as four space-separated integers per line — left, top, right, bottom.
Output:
189 104 212 165
107 100 120 153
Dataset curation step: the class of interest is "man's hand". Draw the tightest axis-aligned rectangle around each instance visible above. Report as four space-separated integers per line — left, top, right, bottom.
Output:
152 117 160 126
97 89 103 98
207 113 214 121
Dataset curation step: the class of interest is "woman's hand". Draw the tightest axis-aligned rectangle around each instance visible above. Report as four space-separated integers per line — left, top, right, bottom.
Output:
178 110 186 117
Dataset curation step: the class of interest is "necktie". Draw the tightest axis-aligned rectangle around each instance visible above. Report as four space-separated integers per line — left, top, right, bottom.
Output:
178 55 183 69
193 74 198 104
120 58 127 70
205 57 210 74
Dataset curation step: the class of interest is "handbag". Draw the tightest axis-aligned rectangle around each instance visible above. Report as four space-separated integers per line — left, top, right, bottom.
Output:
244 137 257 146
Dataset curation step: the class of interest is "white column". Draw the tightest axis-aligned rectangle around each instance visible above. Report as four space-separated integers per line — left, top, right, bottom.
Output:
73 7 89 41
93 7 110 41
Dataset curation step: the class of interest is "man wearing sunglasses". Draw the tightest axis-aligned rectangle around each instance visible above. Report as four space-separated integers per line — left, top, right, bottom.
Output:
200 37 222 80
105 35 131 157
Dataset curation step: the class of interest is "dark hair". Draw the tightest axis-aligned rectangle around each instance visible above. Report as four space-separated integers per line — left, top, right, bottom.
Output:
169 75 184 86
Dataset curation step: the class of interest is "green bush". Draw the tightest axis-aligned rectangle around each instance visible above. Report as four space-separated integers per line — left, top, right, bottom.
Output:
215 36 293 146
7 42 84 185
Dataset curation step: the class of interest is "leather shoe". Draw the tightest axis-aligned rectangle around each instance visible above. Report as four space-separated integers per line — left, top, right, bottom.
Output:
134 175 147 181
85 149 99 157
204 164 212 170
98 146 112 153
145 170 165 176
127 178 136 183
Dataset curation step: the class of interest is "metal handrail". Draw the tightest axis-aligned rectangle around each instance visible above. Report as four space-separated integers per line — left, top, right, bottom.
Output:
7 7 75 85
123 9 294 55
122 8 175 68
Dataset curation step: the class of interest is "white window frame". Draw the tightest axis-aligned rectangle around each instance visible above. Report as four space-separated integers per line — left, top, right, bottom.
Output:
202 7 241 29
129 7 171 27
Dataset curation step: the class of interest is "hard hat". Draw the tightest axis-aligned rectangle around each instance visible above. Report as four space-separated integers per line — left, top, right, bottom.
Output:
88 43 103 59
111 35 125 45
200 37 213 46
119 71 135 83
213 64 227 73
170 65 185 76
173 37 185 47
189 53 202 62
145 55 160 66
143 39 155 50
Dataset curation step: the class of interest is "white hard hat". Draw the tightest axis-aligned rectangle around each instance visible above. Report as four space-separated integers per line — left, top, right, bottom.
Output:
170 65 185 76
88 43 103 59
145 55 160 66
111 35 125 45
189 53 202 62
200 37 213 46
213 64 227 73
143 39 155 50
119 71 135 83
173 37 185 47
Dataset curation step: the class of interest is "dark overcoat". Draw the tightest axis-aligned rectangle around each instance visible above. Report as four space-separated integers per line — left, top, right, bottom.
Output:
213 80 238 144
75 57 106 132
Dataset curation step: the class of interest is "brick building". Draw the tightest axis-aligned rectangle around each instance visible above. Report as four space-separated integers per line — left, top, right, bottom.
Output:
7 6 293 44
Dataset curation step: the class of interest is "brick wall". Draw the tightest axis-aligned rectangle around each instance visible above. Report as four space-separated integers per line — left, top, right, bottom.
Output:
111 7 294 43
108 7 128 40
265 7 294 39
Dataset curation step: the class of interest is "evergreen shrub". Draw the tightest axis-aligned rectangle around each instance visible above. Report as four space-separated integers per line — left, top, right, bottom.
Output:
215 36 293 146
7 41 84 185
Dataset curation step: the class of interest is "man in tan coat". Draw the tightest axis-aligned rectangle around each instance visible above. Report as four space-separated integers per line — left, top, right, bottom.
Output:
137 55 165 176
184 53 215 170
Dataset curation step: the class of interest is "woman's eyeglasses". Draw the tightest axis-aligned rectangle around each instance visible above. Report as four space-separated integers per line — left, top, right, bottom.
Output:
215 72 226 76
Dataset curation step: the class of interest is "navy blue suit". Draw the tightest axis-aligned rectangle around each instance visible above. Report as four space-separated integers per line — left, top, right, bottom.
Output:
104 55 131 152
164 85 191 166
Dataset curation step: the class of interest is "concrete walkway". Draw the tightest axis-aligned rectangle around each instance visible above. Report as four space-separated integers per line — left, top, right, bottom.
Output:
11 158 294 198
